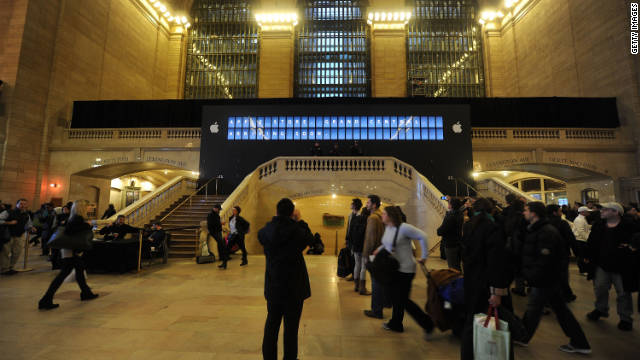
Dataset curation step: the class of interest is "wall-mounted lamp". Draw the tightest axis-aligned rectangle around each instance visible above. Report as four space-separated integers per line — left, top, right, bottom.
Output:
49 183 59 188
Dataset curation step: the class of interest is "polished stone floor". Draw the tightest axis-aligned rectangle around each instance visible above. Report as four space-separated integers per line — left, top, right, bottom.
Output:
0 251 638 360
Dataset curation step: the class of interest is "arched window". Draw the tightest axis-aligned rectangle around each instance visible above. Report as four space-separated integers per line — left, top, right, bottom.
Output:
295 0 371 98
407 0 485 97
184 0 259 99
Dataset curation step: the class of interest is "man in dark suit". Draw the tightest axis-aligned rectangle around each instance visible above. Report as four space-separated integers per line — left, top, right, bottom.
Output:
99 215 139 240
207 204 225 268
258 198 314 360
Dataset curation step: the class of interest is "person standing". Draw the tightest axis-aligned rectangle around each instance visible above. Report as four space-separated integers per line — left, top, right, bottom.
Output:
229 205 250 266
460 198 511 360
1 199 34 275
374 206 434 335
101 204 117 219
38 200 99 309
258 198 314 360
207 204 226 269
362 195 384 297
347 199 369 292
437 197 464 270
572 206 592 275
363 195 388 318
585 202 636 331
520 202 591 354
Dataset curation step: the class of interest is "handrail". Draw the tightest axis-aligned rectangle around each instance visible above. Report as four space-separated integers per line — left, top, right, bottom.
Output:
158 177 218 224
97 176 196 227
456 177 480 197
478 177 537 203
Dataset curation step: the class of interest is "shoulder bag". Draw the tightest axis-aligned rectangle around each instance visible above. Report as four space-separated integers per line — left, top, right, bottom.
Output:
366 225 400 285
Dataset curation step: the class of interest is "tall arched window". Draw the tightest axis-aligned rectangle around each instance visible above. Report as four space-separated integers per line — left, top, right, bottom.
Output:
184 0 259 99
407 0 485 97
295 0 371 98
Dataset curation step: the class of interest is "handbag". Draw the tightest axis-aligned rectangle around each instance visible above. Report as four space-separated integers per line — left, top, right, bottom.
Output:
366 226 400 285
47 227 94 251
473 306 510 360
337 247 354 277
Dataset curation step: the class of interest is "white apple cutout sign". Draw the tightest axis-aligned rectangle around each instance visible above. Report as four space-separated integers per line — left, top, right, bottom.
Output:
452 122 463 134
210 122 219 134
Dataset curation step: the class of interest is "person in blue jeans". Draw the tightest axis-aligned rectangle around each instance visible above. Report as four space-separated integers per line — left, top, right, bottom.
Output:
520 202 591 354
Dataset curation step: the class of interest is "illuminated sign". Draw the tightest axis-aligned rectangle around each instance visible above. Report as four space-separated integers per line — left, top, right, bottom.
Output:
226 115 444 141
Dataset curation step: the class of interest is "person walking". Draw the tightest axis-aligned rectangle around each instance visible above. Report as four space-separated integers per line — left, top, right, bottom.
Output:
374 205 434 336
207 204 226 269
585 202 636 331
547 204 578 302
437 196 464 270
519 201 591 354
258 199 314 360
361 194 384 297
228 205 250 266
460 198 511 360
38 200 99 310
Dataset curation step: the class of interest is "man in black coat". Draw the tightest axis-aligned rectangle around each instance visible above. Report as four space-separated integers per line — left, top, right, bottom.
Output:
520 202 590 354
460 198 511 360
437 197 464 270
584 202 637 331
206 204 225 268
99 215 139 241
547 204 577 302
258 198 314 360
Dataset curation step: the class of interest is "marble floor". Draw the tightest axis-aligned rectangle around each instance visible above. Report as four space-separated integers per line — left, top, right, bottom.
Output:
0 251 639 360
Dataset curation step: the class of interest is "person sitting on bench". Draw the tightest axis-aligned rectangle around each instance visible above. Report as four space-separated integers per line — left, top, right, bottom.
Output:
99 215 139 241
143 223 165 258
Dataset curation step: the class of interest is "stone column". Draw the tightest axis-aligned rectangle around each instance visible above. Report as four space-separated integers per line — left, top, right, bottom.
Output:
258 26 295 98
167 26 188 99
366 3 411 98
370 26 407 97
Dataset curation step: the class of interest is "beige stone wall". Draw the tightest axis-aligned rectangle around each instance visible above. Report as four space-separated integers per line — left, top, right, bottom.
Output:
258 31 295 98
371 29 407 97
0 0 184 207
483 0 640 171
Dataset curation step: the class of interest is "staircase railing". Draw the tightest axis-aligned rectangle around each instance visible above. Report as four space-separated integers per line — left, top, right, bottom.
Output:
97 176 197 227
158 177 218 224
477 177 537 203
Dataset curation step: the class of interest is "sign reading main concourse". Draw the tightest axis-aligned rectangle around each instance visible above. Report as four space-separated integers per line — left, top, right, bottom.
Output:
200 99 472 195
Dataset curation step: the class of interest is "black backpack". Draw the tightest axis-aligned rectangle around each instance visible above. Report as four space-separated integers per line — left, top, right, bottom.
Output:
350 214 369 250
337 247 354 277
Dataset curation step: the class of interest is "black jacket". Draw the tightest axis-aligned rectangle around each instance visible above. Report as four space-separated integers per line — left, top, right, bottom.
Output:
346 213 367 253
65 215 92 235
258 216 314 303
521 219 563 288
207 211 222 239
230 215 250 235
99 223 139 240
101 208 116 219
548 216 576 260
461 215 511 297
586 219 638 275
7 208 30 237
437 209 463 248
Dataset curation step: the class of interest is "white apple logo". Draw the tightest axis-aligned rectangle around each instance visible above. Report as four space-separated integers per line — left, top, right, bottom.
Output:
452 122 463 134
210 122 219 134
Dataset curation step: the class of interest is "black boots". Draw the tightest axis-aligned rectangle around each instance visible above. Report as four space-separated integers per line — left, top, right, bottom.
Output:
38 299 59 310
218 261 227 269
81 292 99 301
240 257 248 266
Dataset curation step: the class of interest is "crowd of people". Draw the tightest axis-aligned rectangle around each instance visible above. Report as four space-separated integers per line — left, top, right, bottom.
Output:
3 192 640 359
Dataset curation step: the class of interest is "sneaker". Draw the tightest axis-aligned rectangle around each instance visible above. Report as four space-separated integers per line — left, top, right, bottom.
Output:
363 310 383 319
513 340 529 348
559 344 592 354
382 322 403 333
586 309 608 321
618 321 633 331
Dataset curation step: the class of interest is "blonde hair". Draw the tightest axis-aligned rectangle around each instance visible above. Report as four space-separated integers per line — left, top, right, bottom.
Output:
70 200 89 221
